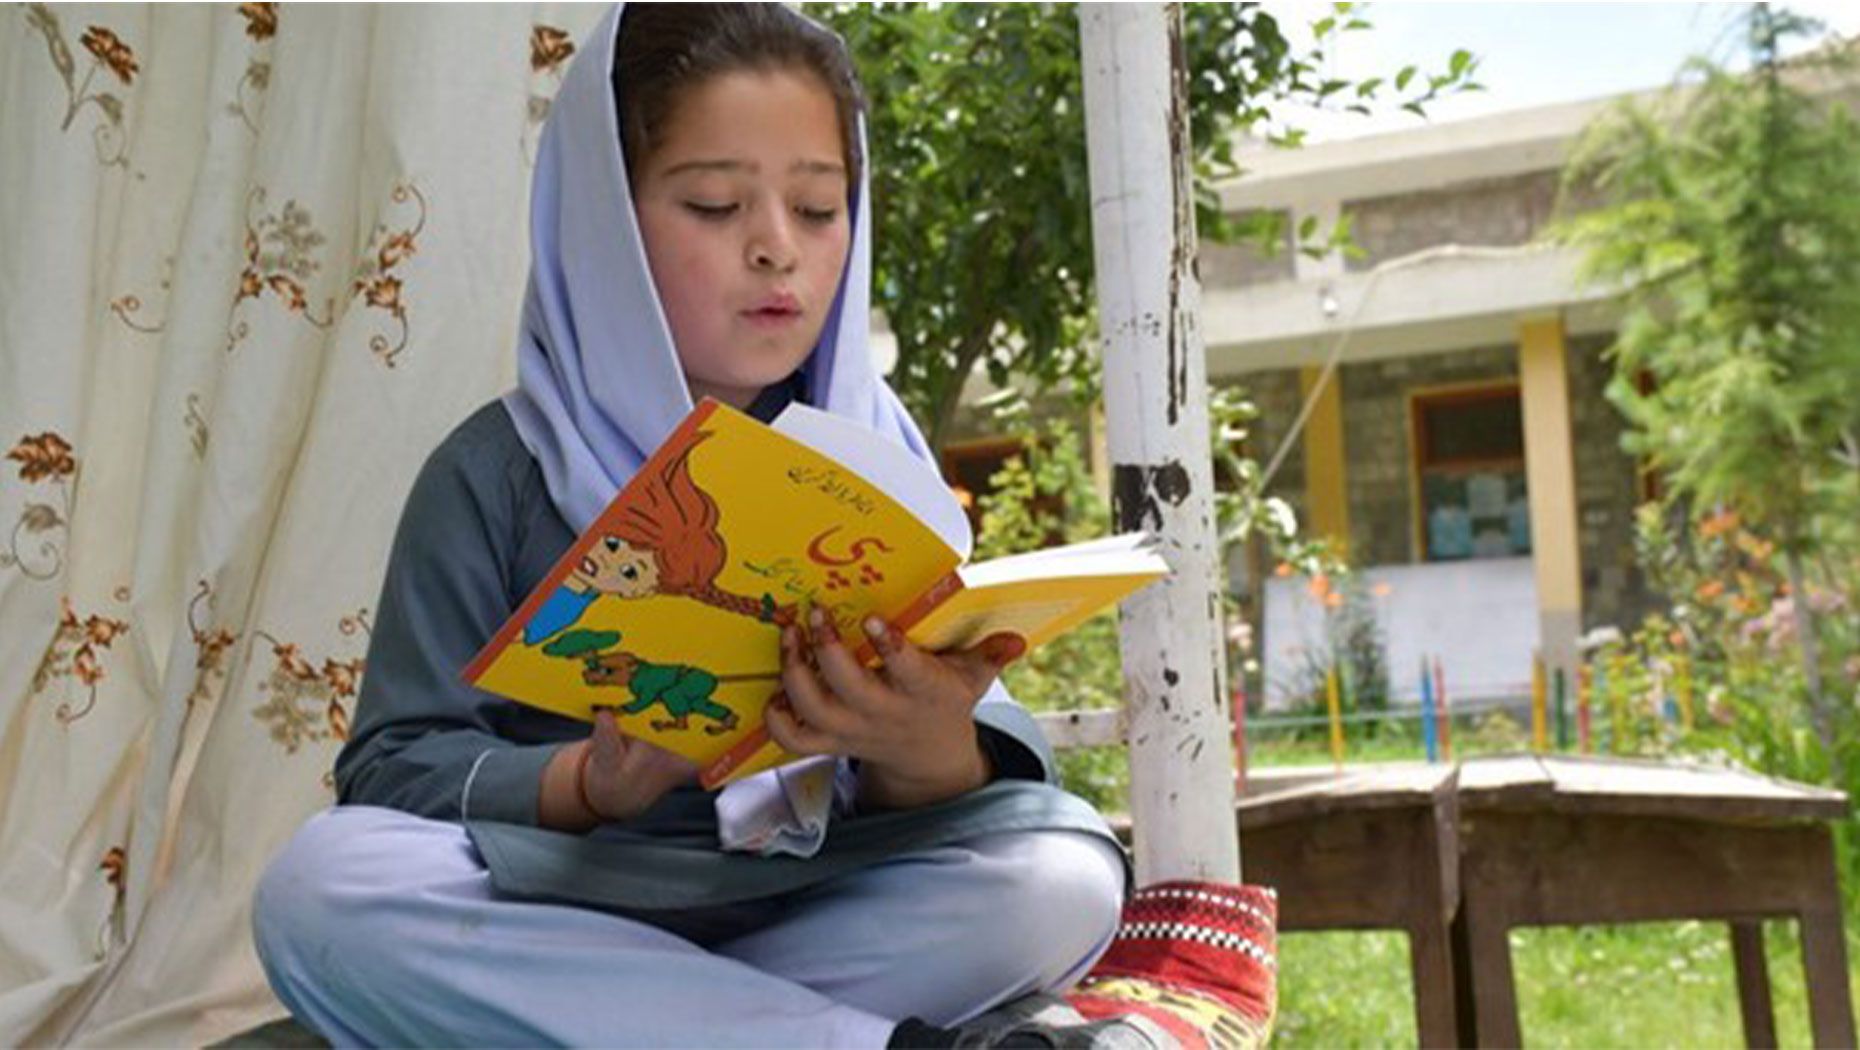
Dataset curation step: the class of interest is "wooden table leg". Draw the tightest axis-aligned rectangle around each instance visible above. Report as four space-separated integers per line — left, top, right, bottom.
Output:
1410 919 1459 1049
1800 827 1857 1050
1451 906 1479 1047
1729 921 1776 1049
1459 895 1521 1048
1800 907 1856 1050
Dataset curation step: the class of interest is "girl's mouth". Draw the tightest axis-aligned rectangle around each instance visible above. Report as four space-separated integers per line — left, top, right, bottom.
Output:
743 299 802 328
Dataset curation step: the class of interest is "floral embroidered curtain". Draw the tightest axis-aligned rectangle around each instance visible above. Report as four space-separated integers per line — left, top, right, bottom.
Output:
0 4 603 1043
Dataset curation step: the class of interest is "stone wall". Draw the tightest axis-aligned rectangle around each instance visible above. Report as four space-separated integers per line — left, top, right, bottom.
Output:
1344 170 1562 272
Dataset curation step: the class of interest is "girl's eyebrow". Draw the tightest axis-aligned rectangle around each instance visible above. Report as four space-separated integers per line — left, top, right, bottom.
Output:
659 158 846 179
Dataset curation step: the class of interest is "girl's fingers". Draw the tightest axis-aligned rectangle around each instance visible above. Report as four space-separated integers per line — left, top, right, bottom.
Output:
764 693 836 756
810 610 883 704
781 630 854 738
591 708 624 758
864 616 941 694
943 632 1028 696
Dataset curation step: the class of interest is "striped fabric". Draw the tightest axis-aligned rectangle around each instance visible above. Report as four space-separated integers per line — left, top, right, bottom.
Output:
1068 881 1279 1050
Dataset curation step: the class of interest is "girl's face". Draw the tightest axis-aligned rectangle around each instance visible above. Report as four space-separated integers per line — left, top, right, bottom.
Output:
633 69 852 411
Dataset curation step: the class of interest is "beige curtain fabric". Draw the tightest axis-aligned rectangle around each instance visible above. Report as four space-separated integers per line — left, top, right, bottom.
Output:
0 4 605 1043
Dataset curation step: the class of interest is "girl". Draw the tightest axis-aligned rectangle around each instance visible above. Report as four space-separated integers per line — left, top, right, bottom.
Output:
253 6 1133 1047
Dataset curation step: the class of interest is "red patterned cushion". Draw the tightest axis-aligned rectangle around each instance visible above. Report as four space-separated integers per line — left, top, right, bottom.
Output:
1067 881 1278 1050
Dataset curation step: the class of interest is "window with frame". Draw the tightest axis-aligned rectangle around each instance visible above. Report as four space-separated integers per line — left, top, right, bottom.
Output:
1411 383 1532 562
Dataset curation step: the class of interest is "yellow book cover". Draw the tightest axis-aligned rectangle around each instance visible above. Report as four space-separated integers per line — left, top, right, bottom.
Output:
463 398 1167 788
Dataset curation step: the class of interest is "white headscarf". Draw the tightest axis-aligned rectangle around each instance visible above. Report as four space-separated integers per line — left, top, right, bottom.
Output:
502 2 936 536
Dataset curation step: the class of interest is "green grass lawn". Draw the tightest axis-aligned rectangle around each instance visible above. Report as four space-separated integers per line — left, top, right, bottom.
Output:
1275 920 1860 1048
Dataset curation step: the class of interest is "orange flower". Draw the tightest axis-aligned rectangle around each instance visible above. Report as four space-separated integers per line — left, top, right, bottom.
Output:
377 231 416 270
1306 572 1330 600
531 25 575 74
196 627 237 667
1695 579 1725 602
7 432 77 483
1698 509 1739 539
100 847 127 893
84 615 127 647
1668 629 1687 648
80 26 139 84
1273 562 1294 577
238 2 277 41
321 657 361 700
365 276 402 312
272 642 316 681
266 274 308 312
73 646 104 686
1323 591 1344 609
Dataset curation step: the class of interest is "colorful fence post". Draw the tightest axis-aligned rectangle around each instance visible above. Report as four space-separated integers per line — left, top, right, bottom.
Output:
1419 656 1440 764
1531 651 1549 752
1608 653 1628 753
1676 654 1695 732
1433 656 1452 762
1554 666 1570 751
1325 666 1345 769
1577 662 1594 754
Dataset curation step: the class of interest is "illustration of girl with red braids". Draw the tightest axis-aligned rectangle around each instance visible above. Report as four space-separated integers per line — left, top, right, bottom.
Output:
524 426 796 649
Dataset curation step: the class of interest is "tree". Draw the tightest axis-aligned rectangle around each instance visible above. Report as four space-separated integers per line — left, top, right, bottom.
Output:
1557 6 1860 765
809 3 1479 451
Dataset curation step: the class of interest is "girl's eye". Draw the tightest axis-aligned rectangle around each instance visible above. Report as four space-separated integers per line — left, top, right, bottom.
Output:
797 206 840 225
684 202 738 220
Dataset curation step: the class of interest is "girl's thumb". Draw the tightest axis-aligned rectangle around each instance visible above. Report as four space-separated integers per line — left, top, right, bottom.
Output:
979 633 1027 670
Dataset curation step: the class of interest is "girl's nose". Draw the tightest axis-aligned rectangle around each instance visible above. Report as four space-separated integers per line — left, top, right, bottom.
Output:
747 214 799 273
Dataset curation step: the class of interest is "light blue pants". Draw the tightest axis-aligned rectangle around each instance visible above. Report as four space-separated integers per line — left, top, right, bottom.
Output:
253 806 1125 1048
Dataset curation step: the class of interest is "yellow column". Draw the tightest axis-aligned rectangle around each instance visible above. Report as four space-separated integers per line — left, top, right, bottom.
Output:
1518 314 1584 695
1299 367 1350 552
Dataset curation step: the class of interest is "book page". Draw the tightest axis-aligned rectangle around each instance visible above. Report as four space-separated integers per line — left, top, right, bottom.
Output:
772 402 972 560
907 541 1168 654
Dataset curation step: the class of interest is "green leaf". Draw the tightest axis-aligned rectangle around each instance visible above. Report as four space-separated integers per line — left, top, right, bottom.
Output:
1395 64 1417 91
542 630 621 659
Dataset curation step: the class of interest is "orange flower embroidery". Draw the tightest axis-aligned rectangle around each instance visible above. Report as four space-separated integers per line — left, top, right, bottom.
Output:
73 646 103 686
265 274 309 313
377 231 417 270
100 847 127 893
326 698 351 742
7 432 77 483
80 26 138 84
364 276 402 313
85 616 126 646
239 2 278 41
271 641 317 682
531 25 575 74
321 657 362 700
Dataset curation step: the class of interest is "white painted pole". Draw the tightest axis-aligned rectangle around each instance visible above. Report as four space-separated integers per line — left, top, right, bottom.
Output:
1080 3 1240 884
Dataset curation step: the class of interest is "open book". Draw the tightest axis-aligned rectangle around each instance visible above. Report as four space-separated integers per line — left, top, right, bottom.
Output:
462 397 1168 788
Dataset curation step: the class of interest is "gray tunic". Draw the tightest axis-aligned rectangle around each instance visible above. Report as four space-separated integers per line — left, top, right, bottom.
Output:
333 395 1125 921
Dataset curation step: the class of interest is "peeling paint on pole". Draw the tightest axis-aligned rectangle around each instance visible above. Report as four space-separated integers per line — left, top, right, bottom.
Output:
1080 2 1240 884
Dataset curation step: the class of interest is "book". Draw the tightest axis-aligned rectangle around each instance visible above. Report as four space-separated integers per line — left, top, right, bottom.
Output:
462 397 1169 788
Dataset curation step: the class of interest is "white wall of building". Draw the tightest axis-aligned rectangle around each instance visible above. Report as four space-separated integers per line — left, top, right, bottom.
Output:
1261 556 1538 708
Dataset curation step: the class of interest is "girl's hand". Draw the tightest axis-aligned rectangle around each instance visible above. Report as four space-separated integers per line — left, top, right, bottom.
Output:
764 609 1026 810
540 710 697 830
